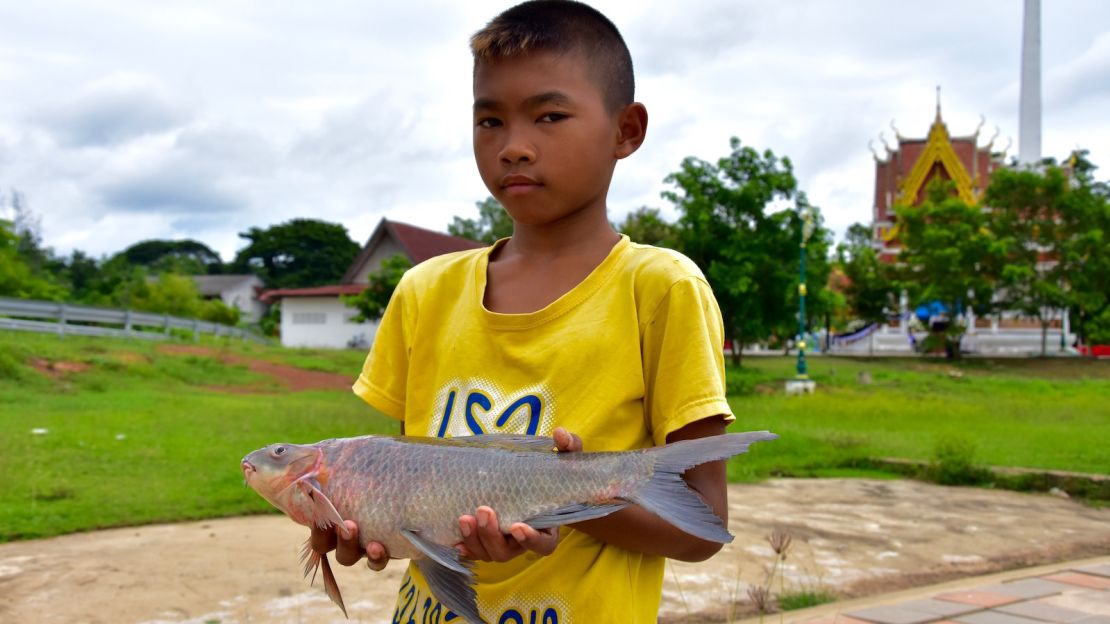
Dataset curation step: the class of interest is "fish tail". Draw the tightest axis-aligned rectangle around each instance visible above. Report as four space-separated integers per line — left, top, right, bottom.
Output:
300 538 348 618
629 431 777 543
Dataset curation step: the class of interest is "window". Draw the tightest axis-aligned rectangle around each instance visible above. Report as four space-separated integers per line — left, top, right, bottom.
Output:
291 312 326 325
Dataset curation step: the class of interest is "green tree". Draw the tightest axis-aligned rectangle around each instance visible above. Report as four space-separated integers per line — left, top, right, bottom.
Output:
232 219 359 288
663 137 799 365
836 222 895 354
894 180 998 358
345 253 412 322
985 166 1072 355
116 239 224 275
0 218 66 300
1058 152 1110 347
448 197 513 244
616 206 675 247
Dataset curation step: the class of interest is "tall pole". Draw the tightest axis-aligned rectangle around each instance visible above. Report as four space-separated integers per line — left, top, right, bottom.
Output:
1018 0 1041 166
795 207 814 379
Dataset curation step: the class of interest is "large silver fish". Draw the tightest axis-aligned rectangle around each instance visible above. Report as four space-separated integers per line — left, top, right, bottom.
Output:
241 431 777 622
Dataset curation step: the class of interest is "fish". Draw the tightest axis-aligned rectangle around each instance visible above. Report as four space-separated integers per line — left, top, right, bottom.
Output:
240 431 777 623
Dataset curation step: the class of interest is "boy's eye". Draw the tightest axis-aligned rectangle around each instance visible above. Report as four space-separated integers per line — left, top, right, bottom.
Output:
538 112 568 123
476 117 502 129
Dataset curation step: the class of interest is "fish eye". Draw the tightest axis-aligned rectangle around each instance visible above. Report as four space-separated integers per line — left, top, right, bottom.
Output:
271 445 287 458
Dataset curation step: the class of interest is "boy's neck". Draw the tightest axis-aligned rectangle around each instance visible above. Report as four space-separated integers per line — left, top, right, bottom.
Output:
499 201 618 261
483 201 621 315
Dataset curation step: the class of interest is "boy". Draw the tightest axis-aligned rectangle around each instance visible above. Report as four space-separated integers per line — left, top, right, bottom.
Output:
314 1 734 621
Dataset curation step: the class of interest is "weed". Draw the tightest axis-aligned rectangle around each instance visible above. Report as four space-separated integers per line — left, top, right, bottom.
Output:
778 589 835 610
928 435 992 486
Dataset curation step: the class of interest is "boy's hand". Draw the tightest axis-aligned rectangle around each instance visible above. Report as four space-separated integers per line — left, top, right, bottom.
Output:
311 521 391 571
456 427 582 562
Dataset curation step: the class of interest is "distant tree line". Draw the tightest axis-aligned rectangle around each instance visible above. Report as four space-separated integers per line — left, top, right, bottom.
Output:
0 191 361 330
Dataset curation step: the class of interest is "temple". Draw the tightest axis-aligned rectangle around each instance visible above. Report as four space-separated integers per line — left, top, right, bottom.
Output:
869 92 1005 261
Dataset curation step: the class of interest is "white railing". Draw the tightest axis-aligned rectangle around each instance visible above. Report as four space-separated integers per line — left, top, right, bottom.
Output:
0 296 267 343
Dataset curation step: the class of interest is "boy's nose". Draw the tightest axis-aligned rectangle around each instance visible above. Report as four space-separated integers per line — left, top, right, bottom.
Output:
498 134 536 164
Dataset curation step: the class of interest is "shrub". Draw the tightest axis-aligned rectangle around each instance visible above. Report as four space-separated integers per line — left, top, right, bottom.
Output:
928 434 991 485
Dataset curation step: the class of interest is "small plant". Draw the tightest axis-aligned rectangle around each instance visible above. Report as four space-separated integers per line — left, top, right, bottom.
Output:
739 528 837 622
928 434 991 486
778 589 835 611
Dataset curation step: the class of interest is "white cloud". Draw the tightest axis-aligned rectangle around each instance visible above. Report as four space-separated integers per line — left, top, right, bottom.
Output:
0 0 1107 261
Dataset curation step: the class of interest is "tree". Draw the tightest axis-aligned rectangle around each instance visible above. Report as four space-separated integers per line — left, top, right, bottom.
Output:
232 219 359 288
448 197 513 244
616 207 675 247
0 218 66 300
894 180 998 358
116 239 224 275
664 137 799 365
836 222 895 355
1058 152 1110 348
345 254 412 322
985 166 1072 355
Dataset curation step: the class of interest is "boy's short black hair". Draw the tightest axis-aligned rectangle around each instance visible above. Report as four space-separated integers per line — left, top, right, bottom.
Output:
470 0 635 112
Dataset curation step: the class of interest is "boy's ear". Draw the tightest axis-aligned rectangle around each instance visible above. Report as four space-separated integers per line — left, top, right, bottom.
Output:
613 102 648 160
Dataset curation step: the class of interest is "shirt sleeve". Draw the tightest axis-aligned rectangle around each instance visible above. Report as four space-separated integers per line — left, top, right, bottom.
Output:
641 276 735 446
351 277 412 421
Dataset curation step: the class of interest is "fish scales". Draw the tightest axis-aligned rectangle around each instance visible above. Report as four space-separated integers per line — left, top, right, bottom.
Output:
319 436 653 558
241 430 778 622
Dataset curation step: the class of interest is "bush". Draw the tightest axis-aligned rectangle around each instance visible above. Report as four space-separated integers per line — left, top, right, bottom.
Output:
928 434 991 486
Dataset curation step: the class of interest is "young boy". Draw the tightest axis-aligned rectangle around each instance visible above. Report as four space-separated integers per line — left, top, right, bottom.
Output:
314 1 734 621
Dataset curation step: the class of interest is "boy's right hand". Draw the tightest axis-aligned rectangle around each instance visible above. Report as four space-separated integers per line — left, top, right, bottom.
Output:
310 520 391 571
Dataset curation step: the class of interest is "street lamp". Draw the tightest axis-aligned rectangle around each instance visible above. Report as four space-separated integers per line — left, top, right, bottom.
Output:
795 206 815 380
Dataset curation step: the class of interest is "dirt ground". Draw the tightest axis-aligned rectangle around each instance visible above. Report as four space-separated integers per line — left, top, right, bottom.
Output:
1 479 1107 624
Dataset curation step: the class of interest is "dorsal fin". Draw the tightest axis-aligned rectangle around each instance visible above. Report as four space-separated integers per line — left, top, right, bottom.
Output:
391 434 556 453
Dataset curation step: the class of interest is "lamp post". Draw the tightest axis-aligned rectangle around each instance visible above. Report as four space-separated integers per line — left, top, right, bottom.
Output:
796 206 815 379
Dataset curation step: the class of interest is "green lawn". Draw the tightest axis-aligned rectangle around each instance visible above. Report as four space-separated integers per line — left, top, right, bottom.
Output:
1 331 1107 541
725 356 1110 480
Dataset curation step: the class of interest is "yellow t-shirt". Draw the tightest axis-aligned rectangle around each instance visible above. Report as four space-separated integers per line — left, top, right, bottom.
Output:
353 235 734 623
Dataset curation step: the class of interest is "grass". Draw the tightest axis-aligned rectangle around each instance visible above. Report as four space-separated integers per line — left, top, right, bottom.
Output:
725 355 1110 482
1 331 1108 541
777 589 836 611
0 332 397 541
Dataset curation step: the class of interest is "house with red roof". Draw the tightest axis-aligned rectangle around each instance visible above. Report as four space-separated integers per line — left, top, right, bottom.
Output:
260 218 485 348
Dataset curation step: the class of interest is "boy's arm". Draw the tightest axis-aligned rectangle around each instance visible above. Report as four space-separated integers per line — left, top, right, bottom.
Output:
459 417 730 563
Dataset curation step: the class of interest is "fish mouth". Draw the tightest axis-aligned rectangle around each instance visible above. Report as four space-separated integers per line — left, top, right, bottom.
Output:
241 459 256 484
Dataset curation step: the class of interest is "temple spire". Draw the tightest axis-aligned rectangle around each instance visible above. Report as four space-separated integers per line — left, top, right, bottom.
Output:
935 85 942 122
1018 0 1042 165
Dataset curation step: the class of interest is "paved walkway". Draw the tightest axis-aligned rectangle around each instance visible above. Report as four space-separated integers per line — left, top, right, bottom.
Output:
739 556 1110 624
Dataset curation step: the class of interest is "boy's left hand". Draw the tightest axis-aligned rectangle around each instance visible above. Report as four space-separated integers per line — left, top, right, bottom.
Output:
456 427 582 562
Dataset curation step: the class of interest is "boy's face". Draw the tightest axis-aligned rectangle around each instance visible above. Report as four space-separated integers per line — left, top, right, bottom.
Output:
473 50 631 228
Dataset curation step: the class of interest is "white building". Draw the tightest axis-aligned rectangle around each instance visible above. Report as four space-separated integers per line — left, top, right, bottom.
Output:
261 219 484 349
192 274 267 323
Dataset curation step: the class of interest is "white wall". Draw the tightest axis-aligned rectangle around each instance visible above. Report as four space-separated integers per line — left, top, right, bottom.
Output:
279 296 378 349
221 278 266 323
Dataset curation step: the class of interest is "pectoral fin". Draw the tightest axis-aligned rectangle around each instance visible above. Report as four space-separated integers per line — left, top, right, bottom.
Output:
401 529 482 623
296 477 352 540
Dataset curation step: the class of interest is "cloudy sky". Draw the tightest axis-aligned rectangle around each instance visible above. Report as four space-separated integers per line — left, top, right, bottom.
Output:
1 0 1108 261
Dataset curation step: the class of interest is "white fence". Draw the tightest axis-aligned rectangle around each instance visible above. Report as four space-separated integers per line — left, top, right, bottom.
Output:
0 296 266 343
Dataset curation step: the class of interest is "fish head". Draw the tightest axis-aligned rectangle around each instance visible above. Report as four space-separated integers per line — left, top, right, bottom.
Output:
241 443 321 521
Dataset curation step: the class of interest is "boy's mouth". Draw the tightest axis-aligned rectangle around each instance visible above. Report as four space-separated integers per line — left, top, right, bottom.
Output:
500 174 542 193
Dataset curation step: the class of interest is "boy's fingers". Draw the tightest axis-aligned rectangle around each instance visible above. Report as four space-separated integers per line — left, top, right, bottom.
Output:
366 541 389 571
553 427 583 453
510 523 559 556
334 521 364 566
458 514 491 561
466 507 523 562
